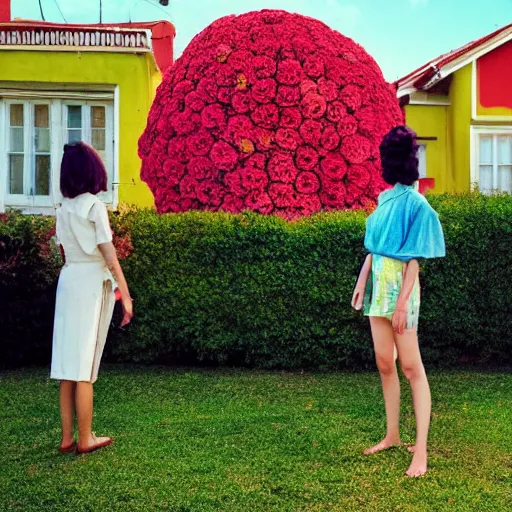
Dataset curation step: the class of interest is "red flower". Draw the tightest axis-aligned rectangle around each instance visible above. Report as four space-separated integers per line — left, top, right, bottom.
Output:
295 171 320 194
280 107 302 129
245 190 273 213
301 93 327 119
210 141 239 171
252 79 277 104
295 146 319 171
268 152 298 183
251 103 280 129
320 154 348 180
276 128 301 151
202 104 227 130
188 156 215 180
242 167 269 190
269 183 296 208
341 134 372 164
253 55 277 78
232 91 251 114
320 125 340 152
318 78 338 102
299 120 323 146
276 59 302 85
139 10 404 217
186 130 214 156
276 86 301 107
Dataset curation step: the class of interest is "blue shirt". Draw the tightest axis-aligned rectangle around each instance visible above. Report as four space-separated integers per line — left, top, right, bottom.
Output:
364 183 446 262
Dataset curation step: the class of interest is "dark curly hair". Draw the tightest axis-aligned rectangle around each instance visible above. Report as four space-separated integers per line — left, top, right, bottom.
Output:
379 125 419 186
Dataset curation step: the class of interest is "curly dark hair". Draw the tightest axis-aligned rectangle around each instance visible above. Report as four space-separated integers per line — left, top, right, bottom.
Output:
379 125 419 186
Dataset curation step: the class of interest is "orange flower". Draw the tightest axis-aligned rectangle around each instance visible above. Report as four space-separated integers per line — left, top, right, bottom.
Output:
239 138 254 153
236 74 247 89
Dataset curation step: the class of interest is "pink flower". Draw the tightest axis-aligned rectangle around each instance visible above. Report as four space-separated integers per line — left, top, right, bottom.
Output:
223 169 245 196
341 134 371 164
326 101 346 123
276 128 301 151
268 152 298 183
172 109 201 136
276 59 302 85
228 50 254 71
300 79 317 96
269 183 296 208
252 78 277 104
301 93 327 119
295 146 319 171
172 80 195 99
295 171 320 194
320 153 348 180
346 164 371 191
295 193 322 215
162 160 186 187
255 128 274 151
320 179 346 208
217 87 232 105
210 141 239 171
251 103 280 129
196 77 218 103
226 115 254 142
280 107 302 129
299 120 323 147
202 104 227 130
245 152 267 170
320 125 340 152
276 86 301 107
186 130 214 156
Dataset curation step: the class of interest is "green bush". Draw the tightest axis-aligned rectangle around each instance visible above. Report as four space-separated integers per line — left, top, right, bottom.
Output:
2 193 511 369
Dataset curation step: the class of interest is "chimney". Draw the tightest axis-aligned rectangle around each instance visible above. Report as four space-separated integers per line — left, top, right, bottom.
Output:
0 0 10 23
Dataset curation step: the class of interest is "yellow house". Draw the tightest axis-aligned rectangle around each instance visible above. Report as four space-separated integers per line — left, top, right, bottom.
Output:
395 23 512 194
0 17 175 213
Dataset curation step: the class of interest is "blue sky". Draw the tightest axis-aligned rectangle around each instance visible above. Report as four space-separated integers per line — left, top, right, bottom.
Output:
11 0 512 80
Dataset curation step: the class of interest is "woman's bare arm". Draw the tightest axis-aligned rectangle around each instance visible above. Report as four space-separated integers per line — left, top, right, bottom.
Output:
392 259 419 334
351 253 372 310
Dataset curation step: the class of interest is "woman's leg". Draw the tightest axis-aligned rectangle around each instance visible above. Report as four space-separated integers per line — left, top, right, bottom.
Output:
75 382 111 451
394 329 431 477
364 316 402 455
59 380 76 448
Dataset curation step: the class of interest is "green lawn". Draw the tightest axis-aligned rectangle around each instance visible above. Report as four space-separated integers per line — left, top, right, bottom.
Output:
0 367 511 511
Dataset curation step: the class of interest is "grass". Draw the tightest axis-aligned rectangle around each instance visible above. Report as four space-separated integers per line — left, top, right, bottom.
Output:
0 366 511 512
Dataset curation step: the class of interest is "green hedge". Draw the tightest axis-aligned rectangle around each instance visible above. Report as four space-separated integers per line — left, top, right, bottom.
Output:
1 193 511 369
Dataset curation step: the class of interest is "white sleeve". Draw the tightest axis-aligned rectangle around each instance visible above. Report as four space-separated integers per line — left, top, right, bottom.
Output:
87 200 113 245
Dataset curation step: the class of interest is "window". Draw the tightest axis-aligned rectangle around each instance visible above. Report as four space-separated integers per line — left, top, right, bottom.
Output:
418 144 427 178
473 128 512 194
1 96 115 211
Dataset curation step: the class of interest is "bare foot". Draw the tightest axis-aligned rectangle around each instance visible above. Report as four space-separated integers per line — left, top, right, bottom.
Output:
77 433 113 454
364 437 402 455
58 439 76 454
406 448 428 477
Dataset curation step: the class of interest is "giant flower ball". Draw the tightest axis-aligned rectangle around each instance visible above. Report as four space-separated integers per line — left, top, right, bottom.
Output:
139 10 403 218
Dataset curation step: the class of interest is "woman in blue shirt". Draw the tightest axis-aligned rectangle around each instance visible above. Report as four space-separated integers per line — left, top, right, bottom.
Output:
351 126 445 477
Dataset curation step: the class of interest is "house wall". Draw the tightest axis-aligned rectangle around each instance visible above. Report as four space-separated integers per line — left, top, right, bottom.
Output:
0 50 160 208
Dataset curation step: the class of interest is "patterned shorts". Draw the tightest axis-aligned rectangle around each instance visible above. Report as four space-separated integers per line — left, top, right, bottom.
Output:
363 254 420 330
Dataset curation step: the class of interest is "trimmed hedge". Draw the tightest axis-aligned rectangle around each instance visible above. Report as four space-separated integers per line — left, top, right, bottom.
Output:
1 193 511 369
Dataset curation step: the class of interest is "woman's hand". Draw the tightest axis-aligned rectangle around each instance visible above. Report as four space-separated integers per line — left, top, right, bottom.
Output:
121 297 133 327
351 285 365 311
392 306 408 335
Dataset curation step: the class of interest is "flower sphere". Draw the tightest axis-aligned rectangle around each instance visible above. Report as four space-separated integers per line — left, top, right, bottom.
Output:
139 10 403 218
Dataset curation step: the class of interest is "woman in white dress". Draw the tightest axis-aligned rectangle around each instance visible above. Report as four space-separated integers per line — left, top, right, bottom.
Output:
51 142 133 455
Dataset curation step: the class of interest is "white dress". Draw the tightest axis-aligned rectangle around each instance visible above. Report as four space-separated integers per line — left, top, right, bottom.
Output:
50 193 116 383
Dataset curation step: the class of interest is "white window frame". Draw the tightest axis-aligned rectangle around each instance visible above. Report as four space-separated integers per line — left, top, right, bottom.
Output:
470 125 512 193
0 91 117 214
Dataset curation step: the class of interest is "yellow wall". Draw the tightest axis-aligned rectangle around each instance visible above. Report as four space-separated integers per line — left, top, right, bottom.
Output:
404 63 473 193
405 104 448 191
0 50 160 207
